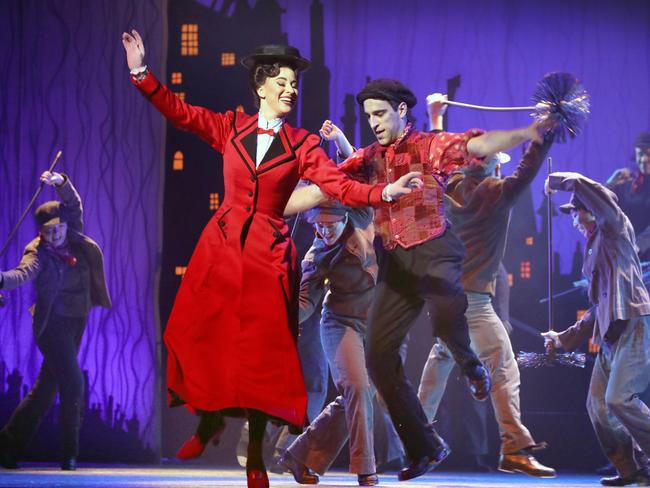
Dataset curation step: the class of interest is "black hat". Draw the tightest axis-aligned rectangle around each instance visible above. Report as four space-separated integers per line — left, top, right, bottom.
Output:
34 201 66 227
559 193 588 214
241 44 310 71
356 79 417 108
634 132 650 149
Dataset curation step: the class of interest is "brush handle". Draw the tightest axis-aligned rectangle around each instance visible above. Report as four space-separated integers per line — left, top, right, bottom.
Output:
0 150 63 259
443 100 536 112
547 157 554 332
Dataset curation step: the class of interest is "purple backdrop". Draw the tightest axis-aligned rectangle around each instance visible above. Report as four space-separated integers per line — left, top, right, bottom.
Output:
1 0 648 465
0 0 165 456
278 0 650 274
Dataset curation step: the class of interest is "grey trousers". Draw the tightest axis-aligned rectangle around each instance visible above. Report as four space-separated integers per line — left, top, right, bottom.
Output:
587 315 650 477
418 291 535 454
287 323 403 474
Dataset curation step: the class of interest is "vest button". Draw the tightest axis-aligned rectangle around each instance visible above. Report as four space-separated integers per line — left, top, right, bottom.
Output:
219 221 226 227
246 207 251 212
248 191 254 197
250 175 257 182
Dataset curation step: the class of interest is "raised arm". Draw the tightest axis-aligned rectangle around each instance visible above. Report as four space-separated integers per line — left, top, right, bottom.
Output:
467 121 547 158
547 172 625 234
43 172 84 233
320 120 355 160
500 139 552 204
122 29 233 153
426 93 447 132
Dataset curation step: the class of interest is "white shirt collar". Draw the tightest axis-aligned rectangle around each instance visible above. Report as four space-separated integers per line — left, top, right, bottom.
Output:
258 112 283 132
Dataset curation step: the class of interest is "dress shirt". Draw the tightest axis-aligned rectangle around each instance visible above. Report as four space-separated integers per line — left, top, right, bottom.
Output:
256 113 283 166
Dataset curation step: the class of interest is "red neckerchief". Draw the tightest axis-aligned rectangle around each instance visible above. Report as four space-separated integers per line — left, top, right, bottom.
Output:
43 242 78 267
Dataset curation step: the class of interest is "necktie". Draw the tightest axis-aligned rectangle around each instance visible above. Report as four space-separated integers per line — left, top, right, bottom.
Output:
257 127 275 137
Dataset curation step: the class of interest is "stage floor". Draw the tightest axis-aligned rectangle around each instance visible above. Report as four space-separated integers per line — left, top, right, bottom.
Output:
0 466 603 488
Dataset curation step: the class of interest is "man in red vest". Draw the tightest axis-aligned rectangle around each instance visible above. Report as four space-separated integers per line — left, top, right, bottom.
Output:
339 79 548 480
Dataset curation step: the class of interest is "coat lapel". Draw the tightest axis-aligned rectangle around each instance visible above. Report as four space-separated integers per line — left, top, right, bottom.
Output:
258 133 285 167
231 113 258 176
257 124 303 175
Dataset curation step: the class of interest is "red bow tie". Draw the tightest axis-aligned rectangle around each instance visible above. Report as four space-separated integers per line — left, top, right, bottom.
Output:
257 127 276 137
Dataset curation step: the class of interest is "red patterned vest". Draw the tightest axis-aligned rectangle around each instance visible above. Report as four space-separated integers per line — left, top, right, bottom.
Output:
341 127 483 250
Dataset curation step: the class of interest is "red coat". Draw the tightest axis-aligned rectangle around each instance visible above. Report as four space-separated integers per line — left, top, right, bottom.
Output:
133 72 386 428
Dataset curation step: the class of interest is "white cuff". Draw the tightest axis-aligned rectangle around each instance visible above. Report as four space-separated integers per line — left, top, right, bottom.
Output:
130 65 148 75
382 184 394 202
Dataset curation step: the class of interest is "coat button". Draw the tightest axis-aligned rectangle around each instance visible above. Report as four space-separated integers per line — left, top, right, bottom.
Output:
250 175 257 182
219 221 226 227
246 207 251 212
248 191 253 197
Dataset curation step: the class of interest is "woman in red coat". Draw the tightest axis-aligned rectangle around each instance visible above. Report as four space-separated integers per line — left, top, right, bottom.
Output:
121 31 420 487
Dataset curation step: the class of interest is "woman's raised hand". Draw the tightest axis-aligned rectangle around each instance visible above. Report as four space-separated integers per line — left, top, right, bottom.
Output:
121 29 146 70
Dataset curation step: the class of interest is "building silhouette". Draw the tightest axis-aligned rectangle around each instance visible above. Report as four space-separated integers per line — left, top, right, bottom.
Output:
0 362 155 462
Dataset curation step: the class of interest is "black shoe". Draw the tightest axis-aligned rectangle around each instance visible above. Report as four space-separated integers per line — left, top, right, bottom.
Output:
358 473 379 486
398 441 451 481
278 451 319 484
61 457 77 471
601 468 650 486
0 433 19 470
0 449 18 470
465 364 491 401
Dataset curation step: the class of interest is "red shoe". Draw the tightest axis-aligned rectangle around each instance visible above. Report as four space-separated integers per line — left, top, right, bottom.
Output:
176 418 226 460
176 435 207 460
247 469 269 488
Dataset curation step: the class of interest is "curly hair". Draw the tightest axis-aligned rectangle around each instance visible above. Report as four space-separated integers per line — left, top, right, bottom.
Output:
249 62 299 108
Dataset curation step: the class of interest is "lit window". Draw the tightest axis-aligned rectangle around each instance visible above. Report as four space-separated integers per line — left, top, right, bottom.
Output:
209 193 220 210
520 261 531 279
588 338 600 354
507 273 513 287
171 72 183 84
181 24 199 56
172 151 184 171
175 266 187 277
221 52 236 66
174 92 186 101
525 236 534 246
236 104 245 113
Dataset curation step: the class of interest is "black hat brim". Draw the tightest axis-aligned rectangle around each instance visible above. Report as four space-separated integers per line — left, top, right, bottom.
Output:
241 54 310 71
